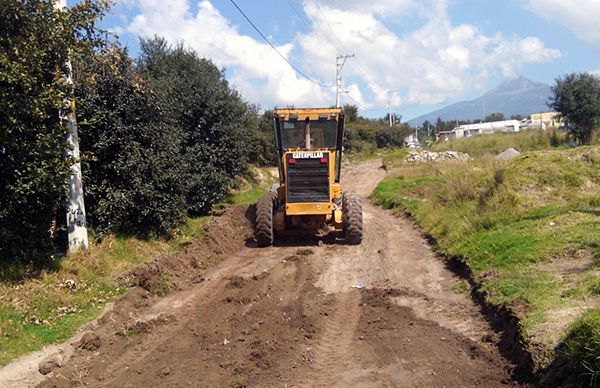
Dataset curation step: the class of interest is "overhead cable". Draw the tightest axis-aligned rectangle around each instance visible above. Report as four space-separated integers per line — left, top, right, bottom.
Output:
228 0 334 88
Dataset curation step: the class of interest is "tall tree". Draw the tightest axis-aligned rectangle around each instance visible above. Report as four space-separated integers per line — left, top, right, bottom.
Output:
137 37 252 215
75 46 187 237
343 104 359 123
485 112 505 122
0 0 109 263
550 72 600 145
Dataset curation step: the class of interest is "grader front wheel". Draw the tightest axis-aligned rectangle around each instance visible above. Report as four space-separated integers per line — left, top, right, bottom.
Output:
343 192 363 245
255 192 277 247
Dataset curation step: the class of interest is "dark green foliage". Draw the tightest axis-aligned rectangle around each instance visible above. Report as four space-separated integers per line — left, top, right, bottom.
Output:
485 112 505 122
75 38 268 236
245 108 276 166
550 72 600 145
375 126 407 148
137 37 253 215
74 47 187 237
344 125 375 153
0 0 109 263
344 116 411 153
343 104 358 123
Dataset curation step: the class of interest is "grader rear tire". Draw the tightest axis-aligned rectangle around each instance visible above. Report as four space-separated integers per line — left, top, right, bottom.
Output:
343 192 363 245
255 192 277 247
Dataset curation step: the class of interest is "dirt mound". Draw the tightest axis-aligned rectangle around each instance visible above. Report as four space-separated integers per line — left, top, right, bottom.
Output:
120 204 254 295
22 160 529 387
40 243 322 388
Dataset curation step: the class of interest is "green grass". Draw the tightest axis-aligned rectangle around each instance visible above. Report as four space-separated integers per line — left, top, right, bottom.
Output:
0 215 209 366
564 309 600 386
371 144 600 377
225 185 271 205
224 167 278 206
432 129 570 156
0 167 277 366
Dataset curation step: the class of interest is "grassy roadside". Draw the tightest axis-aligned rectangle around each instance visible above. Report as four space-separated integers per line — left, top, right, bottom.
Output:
371 133 600 384
431 128 570 156
0 168 275 366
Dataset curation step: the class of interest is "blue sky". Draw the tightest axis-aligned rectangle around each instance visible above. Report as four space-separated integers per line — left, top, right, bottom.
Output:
100 0 600 120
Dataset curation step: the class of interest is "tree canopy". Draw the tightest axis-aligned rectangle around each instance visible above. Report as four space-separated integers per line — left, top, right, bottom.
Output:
0 0 109 262
1 4 275 262
550 72 600 145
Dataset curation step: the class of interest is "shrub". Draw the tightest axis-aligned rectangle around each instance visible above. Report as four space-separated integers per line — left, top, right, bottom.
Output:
75 47 187 237
137 38 254 216
0 0 109 263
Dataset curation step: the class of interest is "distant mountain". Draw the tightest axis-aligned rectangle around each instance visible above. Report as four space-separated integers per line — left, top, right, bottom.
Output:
407 76 552 127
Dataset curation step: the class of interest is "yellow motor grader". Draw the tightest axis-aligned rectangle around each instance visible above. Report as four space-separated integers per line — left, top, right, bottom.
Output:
255 108 363 247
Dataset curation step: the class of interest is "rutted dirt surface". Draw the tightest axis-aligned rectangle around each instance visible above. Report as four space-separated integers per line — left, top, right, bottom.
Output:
10 160 526 387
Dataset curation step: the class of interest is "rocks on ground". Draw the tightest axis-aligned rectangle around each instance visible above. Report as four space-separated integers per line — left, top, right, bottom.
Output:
78 332 101 351
38 352 65 375
406 150 470 164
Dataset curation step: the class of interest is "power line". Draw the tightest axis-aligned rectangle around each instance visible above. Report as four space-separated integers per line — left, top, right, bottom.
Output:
285 0 315 32
308 0 375 86
297 0 342 51
344 92 368 111
311 0 347 50
228 0 334 88
292 0 376 90
336 54 354 107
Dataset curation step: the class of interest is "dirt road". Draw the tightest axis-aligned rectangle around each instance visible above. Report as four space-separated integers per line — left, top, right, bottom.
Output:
34 160 521 387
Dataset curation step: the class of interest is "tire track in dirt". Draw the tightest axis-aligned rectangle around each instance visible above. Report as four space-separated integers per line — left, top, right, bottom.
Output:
297 291 362 387
0 158 527 387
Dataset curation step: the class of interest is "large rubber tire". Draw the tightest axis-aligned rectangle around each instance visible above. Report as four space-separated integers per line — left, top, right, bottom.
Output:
255 192 277 247
343 192 363 245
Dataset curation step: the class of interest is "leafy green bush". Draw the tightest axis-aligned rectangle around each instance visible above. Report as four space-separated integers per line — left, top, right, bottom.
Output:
375 127 407 148
75 47 188 237
244 108 277 167
0 0 109 263
344 120 410 153
137 38 254 216
75 40 274 237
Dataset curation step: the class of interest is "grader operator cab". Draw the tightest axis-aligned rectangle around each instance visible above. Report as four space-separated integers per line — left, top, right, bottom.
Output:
255 108 363 247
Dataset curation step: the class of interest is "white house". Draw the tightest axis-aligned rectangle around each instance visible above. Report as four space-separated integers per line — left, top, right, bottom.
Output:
453 120 520 139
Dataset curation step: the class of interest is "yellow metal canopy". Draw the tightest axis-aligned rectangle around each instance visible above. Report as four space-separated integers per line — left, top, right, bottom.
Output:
274 107 342 121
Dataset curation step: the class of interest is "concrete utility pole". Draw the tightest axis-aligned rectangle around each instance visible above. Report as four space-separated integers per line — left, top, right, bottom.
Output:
387 89 399 127
54 0 89 252
335 54 354 108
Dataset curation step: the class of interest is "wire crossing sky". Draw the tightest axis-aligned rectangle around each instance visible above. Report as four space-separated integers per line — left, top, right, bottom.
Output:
104 0 600 119
228 0 334 88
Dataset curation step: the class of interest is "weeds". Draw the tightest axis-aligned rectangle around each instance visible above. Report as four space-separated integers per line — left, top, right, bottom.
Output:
431 129 571 156
147 274 174 297
0 179 266 366
372 144 600 374
564 309 600 386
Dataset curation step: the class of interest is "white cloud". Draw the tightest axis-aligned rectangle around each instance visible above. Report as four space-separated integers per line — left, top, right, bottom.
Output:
526 0 600 46
298 0 561 108
126 0 331 108
313 0 416 17
120 0 561 111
